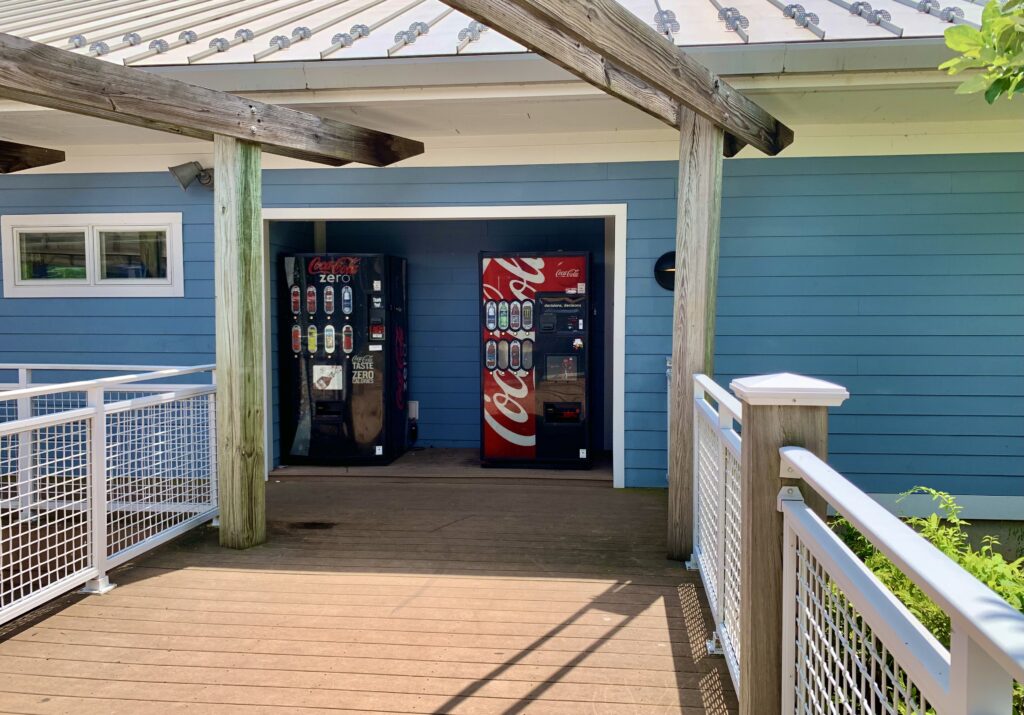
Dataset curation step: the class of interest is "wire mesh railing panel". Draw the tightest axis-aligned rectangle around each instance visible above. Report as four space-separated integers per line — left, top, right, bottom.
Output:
720 445 743 682
694 408 723 604
32 391 88 416
0 399 15 424
791 536 934 715
105 393 217 560
0 419 93 617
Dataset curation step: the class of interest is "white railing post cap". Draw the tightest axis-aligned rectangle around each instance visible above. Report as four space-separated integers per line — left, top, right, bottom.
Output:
729 373 849 407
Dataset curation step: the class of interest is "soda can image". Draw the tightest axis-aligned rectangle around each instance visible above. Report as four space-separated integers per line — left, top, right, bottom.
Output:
497 301 509 331
307 325 318 354
324 324 336 354
521 339 534 371
341 285 354 315
484 339 497 370
509 301 521 331
291 324 301 353
290 286 301 315
485 301 497 331
306 285 317 314
341 324 354 354
496 340 509 370
509 339 521 370
324 286 335 315
522 300 534 330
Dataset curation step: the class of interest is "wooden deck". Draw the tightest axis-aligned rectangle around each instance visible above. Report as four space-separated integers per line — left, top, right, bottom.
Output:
0 474 736 714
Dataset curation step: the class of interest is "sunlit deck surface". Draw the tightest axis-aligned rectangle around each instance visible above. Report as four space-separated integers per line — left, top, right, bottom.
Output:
0 458 736 714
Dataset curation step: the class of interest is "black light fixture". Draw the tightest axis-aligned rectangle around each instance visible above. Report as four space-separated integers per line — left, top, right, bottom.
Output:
168 161 214 191
654 251 675 291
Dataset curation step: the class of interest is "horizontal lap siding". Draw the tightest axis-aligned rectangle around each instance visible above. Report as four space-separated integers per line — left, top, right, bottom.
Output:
1 155 1020 494
0 187 216 366
717 153 1024 497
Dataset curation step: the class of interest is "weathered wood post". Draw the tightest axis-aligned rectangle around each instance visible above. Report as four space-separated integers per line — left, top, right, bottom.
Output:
214 134 266 549
667 108 724 560
730 373 848 715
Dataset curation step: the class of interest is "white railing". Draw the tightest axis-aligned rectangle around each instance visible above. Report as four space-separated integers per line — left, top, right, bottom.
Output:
0 364 218 626
780 447 1024 714
687 373 744 689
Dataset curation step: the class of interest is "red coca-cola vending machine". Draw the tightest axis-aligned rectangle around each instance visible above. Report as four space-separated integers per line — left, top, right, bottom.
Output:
480 252 591 468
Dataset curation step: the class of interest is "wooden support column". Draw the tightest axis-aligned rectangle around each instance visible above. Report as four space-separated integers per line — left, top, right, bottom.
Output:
214 135 266 550
730 373 849 715
667 107 724 560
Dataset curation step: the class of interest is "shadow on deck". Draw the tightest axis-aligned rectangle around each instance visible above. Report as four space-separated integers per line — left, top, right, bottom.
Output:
0 473 737 714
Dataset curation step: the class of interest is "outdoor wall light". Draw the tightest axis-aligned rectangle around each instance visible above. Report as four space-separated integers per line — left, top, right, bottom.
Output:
168 161 214 191
654 251 676 291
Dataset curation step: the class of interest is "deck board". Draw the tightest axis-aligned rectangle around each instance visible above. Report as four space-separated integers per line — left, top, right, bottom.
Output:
0 473 736 714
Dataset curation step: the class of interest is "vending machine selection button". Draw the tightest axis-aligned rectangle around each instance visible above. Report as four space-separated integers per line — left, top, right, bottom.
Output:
370 322 385 341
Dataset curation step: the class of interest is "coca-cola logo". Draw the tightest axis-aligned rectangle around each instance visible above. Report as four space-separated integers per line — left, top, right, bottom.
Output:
555 268 580 279
308 257 360 276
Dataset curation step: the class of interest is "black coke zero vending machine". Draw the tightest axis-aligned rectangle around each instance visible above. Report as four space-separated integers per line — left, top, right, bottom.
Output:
280 254 409 465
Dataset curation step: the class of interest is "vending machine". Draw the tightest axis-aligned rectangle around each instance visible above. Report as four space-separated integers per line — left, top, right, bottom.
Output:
279 254 410 465
479 252 591 468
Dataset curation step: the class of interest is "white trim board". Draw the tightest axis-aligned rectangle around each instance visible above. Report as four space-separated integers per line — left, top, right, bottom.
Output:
262 204 629 488
868 493 1024 522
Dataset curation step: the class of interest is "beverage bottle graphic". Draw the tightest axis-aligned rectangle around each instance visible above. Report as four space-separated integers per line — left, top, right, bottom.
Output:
509 301 521 331
497 301 509 330
484 340 497 369
485 301 497 331
522 300 534 330
341 285 353 315
291 324 301 353
324 286 335 315
521 339 534 370
307 325 318 353
509 339 521 370
496 340 509 370
306 286 317 314
324 324 336 354
341 324 354 354
290 286 301 315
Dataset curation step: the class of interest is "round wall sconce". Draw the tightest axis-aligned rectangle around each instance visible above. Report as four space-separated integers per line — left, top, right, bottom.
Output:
654 251 675 291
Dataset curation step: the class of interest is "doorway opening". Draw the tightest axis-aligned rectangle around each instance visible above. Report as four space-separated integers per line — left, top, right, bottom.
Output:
262 205 627 486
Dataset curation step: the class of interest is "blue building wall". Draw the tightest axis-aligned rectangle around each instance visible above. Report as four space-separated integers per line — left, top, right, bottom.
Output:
0 153 1021 494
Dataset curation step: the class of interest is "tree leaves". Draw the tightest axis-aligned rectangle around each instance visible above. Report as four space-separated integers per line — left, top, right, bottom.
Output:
942 0 1024 103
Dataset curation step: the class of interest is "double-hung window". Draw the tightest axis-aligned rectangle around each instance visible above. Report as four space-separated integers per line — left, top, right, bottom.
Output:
1 213 183 297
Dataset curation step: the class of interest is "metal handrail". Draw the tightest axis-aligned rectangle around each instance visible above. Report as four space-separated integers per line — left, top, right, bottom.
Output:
781 446 1024 691
0 364 215 402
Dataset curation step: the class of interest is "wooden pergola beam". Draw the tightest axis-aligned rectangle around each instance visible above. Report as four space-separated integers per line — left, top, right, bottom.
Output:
0 139 64 173
443 0 791 156
0 33 423 167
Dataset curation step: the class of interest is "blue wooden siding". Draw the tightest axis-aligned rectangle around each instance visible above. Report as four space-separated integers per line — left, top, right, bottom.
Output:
0 153 1021 494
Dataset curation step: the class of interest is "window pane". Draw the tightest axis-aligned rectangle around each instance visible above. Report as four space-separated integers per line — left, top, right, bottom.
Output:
99 230 168 280
18 231 88 280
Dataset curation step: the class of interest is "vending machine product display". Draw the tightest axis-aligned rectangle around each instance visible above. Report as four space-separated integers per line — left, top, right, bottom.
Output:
280 254 410 465
480 252 591 468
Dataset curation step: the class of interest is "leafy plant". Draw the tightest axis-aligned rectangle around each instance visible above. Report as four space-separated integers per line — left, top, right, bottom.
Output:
940 0 1024 103
833 487 1024 710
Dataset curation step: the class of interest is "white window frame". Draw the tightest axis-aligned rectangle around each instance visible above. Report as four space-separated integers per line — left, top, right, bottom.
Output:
1 213 184 298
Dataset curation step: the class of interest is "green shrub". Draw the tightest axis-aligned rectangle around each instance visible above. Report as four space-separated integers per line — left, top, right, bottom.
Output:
833 487 1024 711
